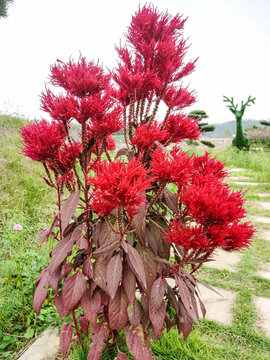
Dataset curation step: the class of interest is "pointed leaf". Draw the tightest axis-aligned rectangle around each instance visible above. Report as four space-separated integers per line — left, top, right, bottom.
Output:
60 322 72 358
82 257 94 279
127 300 143 327
60 191 80 234
62 270 87 311
137 245 157 298
106 253 123 299
81 289 101 326
94 257 108 292
108 288 128 330
162 187 179 214
132 204 147 244
125 242 147 290
175 275 198 324
122 262 136 305
116 350 129 360
54 291 70 318
149 277 167 336
49 234 75 273
87 322 110 360
79 316 89 336
93 239 121 255
125 324 152 360
33 270 50 315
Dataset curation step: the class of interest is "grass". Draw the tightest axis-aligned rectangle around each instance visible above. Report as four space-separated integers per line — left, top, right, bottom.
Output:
1 117 270 359
0 115 62 358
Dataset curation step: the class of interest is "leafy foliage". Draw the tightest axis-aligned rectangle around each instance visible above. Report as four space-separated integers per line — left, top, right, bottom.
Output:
20 5 254 359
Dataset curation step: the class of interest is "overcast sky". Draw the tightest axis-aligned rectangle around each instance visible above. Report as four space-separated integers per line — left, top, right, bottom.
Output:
0 0 269 124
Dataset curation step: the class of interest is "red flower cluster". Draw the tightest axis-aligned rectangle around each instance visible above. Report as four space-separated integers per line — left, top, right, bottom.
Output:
88 158 152 219
50 57 110 98
163 86 196 111
163 114 200 143
150 146 193 187
52 141 82 173
20 120 65 162
131 123 168 151
191 152 228 181
181 179 246 226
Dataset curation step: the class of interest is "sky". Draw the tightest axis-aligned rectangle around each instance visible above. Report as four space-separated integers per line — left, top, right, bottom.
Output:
0 0 269 124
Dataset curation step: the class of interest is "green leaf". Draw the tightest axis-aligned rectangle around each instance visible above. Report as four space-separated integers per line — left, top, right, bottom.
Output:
24 327 35 339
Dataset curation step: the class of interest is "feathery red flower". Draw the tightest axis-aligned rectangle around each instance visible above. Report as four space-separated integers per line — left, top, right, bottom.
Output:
51 141 82 173
131 123 169 151
165 219 208 250
88 158 152 218
191 152 228 181
150 146 193 187
40 89 78 124
181 180 246 226
50 57 110 97
163 86 196 111
20 120 65 162
163 114 200 143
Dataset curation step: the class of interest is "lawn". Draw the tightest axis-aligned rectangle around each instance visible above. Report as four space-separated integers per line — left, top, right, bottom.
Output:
1 116 270 359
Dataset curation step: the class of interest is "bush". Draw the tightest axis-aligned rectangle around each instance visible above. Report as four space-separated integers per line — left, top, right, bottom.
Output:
247 127 270 146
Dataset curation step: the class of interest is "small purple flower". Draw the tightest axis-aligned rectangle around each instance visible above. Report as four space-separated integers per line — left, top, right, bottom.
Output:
13 224 23 231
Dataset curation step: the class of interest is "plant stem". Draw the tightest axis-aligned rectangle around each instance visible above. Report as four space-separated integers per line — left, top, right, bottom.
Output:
72 311 83 349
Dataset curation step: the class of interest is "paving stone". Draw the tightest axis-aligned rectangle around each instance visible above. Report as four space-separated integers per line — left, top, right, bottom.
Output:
228 168 246 173
261 202 270 210
197 285 236 326
257 230 270 241
18 328 59 360
204 248 242 272
257 262 270 281
229 176 251 181
166 280 236 326
257 193 270 198
233 181 260 186
254 296 270 337
250 215 270 225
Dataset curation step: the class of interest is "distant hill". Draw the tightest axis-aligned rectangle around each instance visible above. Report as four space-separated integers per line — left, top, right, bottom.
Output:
202 119 265 138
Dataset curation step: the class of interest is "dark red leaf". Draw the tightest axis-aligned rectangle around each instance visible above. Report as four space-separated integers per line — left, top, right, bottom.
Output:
81 289 101 326
60 322 72 358
175 275 198 324
197 279 223 297
49 264 62 294
127 300 143 327
87 322 110 360
62 270 87 311
108 288 128 330
38 214 59 244
115 148 135 161
124 242 147 290
98 221 121 248
60 190 80 235
54 291 70 318
137 245 157 298
131 202 147 244
70 223 86 249
33 270 50 315
106 253 122 299
125 324 152 360
145 222 159 256
49 234 75 273
94 257 108 292
149 277 167 337
162 186 179 214
179 304 194 340
122 262 136 305
79 316 89 336
93 239 121 255
60 262 74 281
82 257 94 279
116 350 129 360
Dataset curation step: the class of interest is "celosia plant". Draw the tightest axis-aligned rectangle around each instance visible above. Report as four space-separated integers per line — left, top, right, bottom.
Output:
20 5 254 359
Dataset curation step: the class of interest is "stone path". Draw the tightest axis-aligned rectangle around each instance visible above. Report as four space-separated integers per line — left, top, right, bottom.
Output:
257 262 270 280
197 285 236 326
205 249 242 272
18 328 59 360
199 168 270 335
253 297 270 337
